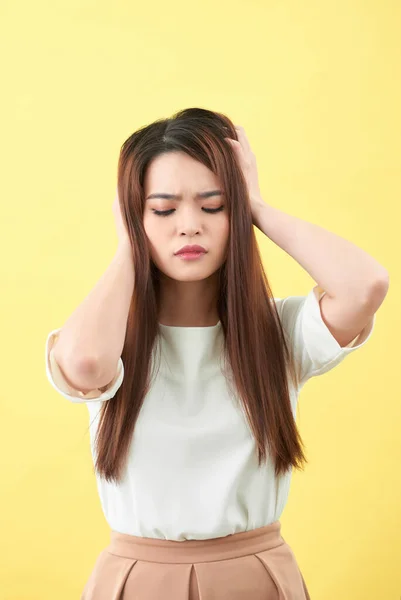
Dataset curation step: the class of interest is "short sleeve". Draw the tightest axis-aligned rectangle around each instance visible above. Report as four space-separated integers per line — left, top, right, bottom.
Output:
274 285 376 387
45 328 124 403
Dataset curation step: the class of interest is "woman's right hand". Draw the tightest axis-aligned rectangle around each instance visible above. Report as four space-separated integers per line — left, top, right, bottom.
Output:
113 188 130 247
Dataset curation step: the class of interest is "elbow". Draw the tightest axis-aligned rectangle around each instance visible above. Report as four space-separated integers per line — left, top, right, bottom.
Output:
371 269 389 295
364 270 390 309
76 355 120 390
52 334 120 391
52 348 104 392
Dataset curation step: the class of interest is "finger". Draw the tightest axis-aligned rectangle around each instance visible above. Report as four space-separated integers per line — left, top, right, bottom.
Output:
234 126 252 153
225 137 246 164
224 137 241 151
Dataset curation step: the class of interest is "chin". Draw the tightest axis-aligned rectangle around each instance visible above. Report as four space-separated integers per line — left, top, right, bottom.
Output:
170 270 212 282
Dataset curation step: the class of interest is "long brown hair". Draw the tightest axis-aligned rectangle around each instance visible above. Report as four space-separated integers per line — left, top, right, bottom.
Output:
93 107 307 483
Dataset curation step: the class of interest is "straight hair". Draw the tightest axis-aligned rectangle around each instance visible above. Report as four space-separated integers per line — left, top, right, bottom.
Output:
92 107 307 483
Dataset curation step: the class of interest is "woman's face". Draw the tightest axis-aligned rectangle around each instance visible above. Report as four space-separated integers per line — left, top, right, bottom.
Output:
143 151 229 282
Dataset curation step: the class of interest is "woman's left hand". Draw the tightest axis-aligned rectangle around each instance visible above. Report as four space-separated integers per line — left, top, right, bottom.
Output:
224 125 265 220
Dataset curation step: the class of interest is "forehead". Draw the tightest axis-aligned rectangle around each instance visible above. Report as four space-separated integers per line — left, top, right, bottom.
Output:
144 151 220 194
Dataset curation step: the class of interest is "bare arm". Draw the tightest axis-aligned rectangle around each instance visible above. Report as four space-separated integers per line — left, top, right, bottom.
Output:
52 240 135 391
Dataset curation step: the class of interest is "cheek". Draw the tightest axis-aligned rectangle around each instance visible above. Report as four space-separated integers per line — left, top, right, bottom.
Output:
143 217 159 242
143 221 166 259
217 216 230 242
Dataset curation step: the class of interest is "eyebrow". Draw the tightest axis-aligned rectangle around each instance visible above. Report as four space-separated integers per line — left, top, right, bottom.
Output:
145 190 224 200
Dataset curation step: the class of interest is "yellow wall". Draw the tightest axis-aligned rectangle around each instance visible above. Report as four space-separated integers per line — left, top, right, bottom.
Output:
1 0 399 598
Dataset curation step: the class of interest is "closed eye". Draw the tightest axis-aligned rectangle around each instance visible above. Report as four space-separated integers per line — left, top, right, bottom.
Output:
152 206 224 217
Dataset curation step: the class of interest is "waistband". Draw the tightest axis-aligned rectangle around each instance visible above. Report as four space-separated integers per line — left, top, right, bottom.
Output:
107 521 284 563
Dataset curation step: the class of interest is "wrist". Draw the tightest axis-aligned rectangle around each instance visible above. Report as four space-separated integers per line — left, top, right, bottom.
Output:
118 237 131 250
117 238 133 260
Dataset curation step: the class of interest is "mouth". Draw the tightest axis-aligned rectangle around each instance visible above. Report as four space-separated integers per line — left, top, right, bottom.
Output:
174 245 207 255
175 251 206 260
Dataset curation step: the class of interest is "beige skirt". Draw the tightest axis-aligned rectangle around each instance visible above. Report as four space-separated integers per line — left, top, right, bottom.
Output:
81 520 311 599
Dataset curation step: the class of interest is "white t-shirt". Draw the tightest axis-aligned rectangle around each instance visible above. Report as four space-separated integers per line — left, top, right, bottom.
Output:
45 285 375 541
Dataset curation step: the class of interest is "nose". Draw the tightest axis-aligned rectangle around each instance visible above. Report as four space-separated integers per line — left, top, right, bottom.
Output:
176 210 203 236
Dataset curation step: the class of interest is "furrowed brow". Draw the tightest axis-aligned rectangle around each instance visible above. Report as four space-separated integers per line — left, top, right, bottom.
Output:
146 190 223 200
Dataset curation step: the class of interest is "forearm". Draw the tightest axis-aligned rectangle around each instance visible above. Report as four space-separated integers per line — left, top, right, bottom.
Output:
53 241 135 381
252 197 389 300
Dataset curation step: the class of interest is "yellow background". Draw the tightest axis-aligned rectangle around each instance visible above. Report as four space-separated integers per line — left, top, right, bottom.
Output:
1 0 400 598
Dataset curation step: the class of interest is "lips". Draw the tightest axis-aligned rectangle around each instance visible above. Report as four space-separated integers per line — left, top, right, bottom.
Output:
175 245 207 255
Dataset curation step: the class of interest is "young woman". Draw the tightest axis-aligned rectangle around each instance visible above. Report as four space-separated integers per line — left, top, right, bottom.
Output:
45 107 387 599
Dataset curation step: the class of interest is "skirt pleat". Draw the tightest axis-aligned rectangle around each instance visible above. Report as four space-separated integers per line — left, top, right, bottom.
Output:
81 520 311 599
